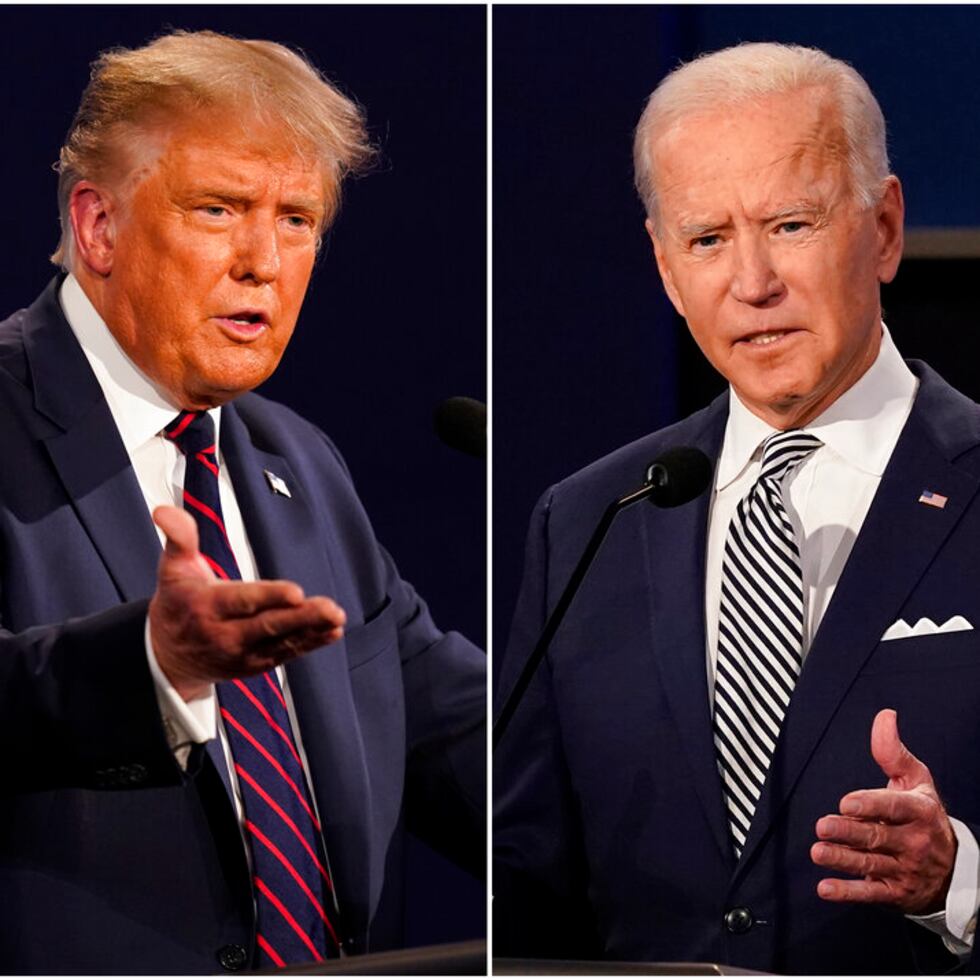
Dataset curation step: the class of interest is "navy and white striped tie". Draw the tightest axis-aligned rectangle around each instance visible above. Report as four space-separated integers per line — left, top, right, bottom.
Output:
713 429 822 856
165 410 341 967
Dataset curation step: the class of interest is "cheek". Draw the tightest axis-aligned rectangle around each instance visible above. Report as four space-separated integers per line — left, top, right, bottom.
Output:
271 325 297 361
282 256 316 308
677 274 728 345
817 248 879 338
113 235 161 301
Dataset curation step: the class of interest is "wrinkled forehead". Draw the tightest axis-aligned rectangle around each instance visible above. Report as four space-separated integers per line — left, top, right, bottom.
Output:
650 87 850 215
105 105 336 219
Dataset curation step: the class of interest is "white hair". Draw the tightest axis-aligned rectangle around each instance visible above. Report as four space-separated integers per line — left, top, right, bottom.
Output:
633 42 890 230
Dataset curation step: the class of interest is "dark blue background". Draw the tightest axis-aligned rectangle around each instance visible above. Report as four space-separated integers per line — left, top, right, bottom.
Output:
493 5 980 684
0 5 485 950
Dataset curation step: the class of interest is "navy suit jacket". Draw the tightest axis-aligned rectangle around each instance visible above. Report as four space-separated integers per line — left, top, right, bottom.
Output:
495 362 980 974
0 279 485 973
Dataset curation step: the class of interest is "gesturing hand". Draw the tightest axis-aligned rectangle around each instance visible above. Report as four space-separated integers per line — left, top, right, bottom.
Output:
149 505 346 701
810 708 956 914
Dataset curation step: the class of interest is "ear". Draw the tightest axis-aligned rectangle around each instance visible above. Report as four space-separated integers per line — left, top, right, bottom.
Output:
874 175 904 285
646 217 686 317
69 181 118 277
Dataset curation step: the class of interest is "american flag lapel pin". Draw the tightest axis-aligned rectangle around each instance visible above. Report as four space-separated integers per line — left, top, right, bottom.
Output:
263 469 292 498
918 489 948 510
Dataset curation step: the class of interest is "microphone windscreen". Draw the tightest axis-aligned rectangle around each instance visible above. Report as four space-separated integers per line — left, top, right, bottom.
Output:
646 447 713 508
434 396 486 459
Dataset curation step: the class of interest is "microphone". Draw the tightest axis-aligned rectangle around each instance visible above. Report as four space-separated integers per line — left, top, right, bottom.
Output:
646 446 714 508
434 396 486 458
493 447 711 749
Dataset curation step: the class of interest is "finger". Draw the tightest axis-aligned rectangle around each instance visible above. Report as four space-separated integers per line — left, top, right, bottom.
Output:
838 788 932 825
154 505 215 583
154 504 200 559
814 815 896 853
194 608 345 681
232 623 345 674
236 597 347 648
263 622 346 661
308 595 346 629
810 841 900 879
816 877 897 904
870 708 930 786
211 580 309 618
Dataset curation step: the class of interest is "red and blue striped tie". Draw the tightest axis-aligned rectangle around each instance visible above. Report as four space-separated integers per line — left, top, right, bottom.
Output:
164 410 340 967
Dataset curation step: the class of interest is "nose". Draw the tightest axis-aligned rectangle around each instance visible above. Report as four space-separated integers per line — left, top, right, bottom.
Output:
230 216 280 284
729 236 784 306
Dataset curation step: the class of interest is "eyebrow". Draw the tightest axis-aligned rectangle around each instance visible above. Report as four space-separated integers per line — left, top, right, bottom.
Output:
677 202 825 239
184 187 324 218
279 196 324 217
677 219 730 239
182 185 257 207
762 202 824 222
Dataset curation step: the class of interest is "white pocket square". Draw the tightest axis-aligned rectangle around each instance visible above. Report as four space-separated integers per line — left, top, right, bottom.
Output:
881 616 974 641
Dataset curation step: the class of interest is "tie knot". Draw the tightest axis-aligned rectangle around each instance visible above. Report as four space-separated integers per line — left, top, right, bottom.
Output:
164 410 216 456
759 429 822 485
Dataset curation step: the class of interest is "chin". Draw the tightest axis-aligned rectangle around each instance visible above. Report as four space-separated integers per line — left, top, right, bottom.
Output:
733 383 810 425
183 377 259 408
197 359 279 401
747 372 815 407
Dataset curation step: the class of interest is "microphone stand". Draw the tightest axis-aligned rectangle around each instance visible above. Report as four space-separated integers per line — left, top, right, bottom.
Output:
492 479 660 750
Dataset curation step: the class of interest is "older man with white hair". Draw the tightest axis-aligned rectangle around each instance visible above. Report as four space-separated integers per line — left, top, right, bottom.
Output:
495 42 980 973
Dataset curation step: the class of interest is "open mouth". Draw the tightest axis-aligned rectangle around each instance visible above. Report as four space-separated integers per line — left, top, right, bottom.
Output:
213 312 270 342
737 329 797 347
226 312 266 326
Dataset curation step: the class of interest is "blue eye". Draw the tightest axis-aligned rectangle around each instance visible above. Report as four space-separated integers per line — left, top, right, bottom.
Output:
693 235 719 249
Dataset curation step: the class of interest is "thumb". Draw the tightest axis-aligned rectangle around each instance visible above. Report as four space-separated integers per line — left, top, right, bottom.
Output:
153 505 214 581
870 708 929 787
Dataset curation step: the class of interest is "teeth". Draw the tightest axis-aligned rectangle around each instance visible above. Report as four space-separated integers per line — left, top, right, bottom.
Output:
748 331 785 345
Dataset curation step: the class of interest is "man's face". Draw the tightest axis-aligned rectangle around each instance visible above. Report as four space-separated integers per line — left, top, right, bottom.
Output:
94 114 327 409
647 87 903 429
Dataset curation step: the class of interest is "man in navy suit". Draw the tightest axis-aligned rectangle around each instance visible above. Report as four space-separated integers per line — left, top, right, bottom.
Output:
0 30 484 973
495 42 980 973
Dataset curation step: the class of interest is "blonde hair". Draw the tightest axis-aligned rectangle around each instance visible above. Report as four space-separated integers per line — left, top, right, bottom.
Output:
53 29 375 267
633 42 890 231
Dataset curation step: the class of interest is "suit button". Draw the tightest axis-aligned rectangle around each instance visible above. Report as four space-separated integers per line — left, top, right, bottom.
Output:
94 767 118 788
217 944 249 971
724 906 754 934
124 764 148 785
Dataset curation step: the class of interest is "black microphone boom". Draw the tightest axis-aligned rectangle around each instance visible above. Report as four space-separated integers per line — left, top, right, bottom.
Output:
493 446 711 750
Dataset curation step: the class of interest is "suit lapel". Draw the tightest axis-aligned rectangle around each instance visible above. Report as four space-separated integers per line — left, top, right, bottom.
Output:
25 280 160 602
735 376 980 875
644 400 733 865
220 406 374 930
44 414 161 602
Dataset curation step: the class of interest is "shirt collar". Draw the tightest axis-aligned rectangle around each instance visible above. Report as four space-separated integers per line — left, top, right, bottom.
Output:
59 274 221 452
715 325 917 491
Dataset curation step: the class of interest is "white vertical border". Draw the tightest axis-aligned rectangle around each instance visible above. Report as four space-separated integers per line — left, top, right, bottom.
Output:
485 1 494 973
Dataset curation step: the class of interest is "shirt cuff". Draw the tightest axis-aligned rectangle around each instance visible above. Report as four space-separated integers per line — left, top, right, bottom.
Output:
145 617 217 768
908 816 978 956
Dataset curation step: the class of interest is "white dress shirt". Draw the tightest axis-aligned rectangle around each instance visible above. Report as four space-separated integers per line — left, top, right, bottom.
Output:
59 273 325 849
704 325 978 952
